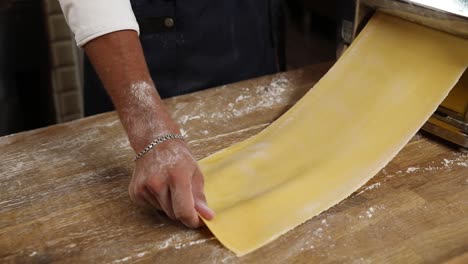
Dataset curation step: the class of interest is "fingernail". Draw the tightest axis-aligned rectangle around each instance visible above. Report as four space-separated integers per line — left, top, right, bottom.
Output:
196 202 215 220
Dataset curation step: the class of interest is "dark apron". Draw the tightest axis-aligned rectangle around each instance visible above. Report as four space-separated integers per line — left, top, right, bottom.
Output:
83 0 278 116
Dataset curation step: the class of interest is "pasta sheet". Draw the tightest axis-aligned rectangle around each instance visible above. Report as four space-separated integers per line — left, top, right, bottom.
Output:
199 13 468 256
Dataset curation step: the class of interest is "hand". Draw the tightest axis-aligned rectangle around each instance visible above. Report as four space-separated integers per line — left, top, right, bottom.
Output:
81 30 214 228
128 139 215 228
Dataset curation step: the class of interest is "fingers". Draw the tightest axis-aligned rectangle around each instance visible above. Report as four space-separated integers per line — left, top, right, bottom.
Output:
169 167 201 228
128 180 148 208
130 174 176 220
130 142 215 228
129 184 158 211
192 168 215 220
147 185 176 220
142 187 162 211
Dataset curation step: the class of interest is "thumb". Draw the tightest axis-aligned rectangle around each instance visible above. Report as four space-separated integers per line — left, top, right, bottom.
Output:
192 168 215 220
195 200 215 221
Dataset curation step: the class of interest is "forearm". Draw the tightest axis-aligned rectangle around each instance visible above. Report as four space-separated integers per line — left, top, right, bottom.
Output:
84 30 179 152
61 2 213 226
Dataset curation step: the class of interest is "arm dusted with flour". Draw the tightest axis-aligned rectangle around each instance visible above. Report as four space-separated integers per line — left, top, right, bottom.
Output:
84 30 214 227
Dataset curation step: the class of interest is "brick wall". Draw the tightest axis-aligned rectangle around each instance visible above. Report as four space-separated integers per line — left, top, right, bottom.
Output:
45 0 84 123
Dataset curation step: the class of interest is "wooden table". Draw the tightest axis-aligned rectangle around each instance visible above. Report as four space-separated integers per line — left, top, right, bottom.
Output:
1 63 467 263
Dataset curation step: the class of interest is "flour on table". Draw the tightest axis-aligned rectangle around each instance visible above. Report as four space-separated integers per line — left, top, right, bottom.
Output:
179 115 201 125
313 227 323 238
112 256 132 263
235 95 251 103
175 75 291 126
358 205 384 219
357 182 381 195
406 166 420 173
180 128 188 137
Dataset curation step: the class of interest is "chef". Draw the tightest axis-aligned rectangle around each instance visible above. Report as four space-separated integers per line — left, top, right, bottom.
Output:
59 0 280 228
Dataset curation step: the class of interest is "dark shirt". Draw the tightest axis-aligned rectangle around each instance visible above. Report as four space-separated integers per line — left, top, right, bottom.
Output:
84 0 278 116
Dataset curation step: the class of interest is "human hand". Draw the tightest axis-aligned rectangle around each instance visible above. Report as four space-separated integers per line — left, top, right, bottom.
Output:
128 138 215 228
82 30 214 228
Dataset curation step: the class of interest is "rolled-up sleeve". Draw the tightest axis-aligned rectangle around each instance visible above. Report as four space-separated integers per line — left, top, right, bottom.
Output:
58 0 140 47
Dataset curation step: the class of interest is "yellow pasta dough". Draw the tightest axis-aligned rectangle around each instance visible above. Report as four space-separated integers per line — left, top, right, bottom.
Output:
199 12 468 256
441 71 468 115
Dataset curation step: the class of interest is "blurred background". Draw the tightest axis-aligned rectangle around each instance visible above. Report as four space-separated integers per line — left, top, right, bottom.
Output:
0 0 353 136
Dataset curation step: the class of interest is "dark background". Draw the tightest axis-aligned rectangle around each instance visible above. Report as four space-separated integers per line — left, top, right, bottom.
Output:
0 0 54 136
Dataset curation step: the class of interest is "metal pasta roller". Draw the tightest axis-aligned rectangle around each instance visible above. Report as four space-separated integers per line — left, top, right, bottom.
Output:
339 0 468 148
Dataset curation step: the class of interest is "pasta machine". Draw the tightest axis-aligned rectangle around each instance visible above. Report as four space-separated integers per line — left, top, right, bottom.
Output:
339 0 468 147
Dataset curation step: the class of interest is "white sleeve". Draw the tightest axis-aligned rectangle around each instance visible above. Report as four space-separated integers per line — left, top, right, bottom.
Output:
58 0 140 47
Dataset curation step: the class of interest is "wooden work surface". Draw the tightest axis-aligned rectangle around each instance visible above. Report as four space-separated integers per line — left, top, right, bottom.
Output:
1 63 467 263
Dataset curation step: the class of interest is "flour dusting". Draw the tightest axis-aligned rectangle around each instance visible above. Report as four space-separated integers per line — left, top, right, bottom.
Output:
102 119 120 127
358 205 384 219
321 219 329 227
130 81 156 108
420 152 467 171
235 94 251 103
112 256 132 263
383 152 468 177
176 75 290 127
156 235 215 251
406 166 420 173
357 182 381 195
136 251 148 258
173 237 216 249
180 128 188 138
180 115 201 125
366 207 376 218
442 158 454 167
313 227 323 238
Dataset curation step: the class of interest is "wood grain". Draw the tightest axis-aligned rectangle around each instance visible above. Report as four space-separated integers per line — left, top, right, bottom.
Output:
1 63 467 263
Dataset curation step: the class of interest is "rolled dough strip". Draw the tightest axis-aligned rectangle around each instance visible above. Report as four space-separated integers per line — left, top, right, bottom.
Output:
199 12 468 256
441 71 468 115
